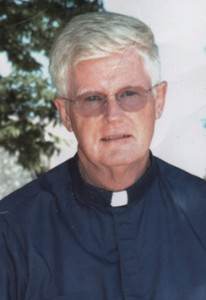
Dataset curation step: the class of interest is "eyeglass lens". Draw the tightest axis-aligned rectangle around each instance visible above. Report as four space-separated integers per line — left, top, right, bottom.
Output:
73 86 153 117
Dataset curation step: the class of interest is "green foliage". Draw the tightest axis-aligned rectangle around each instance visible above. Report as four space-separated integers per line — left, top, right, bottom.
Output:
0 0 104 176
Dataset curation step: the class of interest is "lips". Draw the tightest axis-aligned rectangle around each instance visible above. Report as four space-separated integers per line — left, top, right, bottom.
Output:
101 134 131 141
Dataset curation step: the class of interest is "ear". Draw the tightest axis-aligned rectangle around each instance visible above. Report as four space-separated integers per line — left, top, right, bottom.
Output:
53 98 73 132
155 81 167 119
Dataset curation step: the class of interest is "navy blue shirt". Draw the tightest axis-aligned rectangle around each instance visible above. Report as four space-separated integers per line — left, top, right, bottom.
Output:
1 154 206 299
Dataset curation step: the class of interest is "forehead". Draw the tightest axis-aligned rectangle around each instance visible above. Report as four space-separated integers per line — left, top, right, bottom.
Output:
69 46 151 94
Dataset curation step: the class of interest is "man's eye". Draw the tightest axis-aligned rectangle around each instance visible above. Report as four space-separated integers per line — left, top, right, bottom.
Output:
121 90 138 98
84 95 103 102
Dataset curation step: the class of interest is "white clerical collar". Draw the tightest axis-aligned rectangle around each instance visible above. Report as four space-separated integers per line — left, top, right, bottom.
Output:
111 190 128 207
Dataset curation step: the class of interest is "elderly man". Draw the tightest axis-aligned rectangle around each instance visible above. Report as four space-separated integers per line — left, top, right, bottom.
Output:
1 12 206 300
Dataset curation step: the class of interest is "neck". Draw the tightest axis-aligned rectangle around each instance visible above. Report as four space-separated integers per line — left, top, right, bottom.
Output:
78 153 150 191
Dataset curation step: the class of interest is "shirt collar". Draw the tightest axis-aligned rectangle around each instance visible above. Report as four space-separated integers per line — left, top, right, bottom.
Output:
69 152 156 208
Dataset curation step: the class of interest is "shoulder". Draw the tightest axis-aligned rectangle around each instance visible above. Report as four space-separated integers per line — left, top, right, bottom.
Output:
154 156 206 192
154 156 206 242
0 158 74 219
154 156 206 203
153 155 206 214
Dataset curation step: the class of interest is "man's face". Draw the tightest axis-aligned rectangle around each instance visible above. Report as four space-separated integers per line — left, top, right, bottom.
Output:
55 47 166 170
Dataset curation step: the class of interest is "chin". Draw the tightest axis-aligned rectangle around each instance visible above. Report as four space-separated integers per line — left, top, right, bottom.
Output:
100 154 139 167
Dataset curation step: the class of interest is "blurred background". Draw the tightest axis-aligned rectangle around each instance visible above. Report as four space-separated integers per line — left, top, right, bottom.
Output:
0 0 206 199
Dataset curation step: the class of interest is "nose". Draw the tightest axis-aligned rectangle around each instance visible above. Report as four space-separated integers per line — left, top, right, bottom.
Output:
104 95 124 123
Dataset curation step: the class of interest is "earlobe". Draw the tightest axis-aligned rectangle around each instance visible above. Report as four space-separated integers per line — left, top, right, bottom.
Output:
155 81 167 119
53 98 73 132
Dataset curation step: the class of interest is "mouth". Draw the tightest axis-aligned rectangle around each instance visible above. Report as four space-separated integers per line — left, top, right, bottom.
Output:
101 134 132 142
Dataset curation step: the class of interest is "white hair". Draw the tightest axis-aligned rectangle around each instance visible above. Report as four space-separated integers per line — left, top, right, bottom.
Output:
49 12 161 98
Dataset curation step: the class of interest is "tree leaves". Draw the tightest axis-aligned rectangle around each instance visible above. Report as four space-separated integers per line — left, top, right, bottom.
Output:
0 0 104 177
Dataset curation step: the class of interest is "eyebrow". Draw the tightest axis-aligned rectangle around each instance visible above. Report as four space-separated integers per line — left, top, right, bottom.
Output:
76 85 143 96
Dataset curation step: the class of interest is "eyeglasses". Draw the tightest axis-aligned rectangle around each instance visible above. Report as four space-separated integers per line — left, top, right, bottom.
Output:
64 83 160 117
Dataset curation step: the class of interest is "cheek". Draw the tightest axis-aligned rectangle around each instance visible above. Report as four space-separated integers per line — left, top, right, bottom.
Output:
133 109 156 141
71 116 100 147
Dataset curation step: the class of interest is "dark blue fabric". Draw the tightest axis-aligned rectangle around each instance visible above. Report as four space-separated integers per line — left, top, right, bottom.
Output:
1 154 206 299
